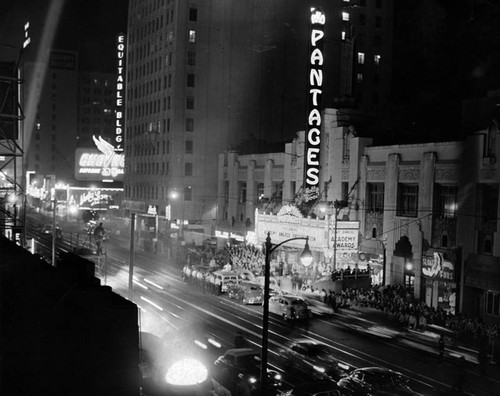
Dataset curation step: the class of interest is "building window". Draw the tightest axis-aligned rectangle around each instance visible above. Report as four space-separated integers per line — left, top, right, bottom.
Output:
357 73 363 83
272 182 283 202
367 183 384 212
434 184 457 218
189 7 198 21
185 162 193 176
186 96 194 109
375 16 382 28
341 31 346 40
359 13 366 26
239 182 247 203
374 54 381 66
376 0 382 9
186 118 194 131
184 187 192 201
357 52 365 64
342 12 349 21
185 140 193 153
187 51 196 65
397 184 418 217
257 182 264 199
188 30 196 43
187 73 195 87
486 291 500 316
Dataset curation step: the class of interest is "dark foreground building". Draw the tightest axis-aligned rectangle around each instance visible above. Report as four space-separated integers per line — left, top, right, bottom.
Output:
0 238 140 396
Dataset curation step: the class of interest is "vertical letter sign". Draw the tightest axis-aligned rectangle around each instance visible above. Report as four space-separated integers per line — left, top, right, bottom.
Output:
115 34 126 152
303 8 325 202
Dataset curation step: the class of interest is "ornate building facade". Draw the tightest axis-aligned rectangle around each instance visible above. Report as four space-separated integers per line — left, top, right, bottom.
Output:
218 108 500 323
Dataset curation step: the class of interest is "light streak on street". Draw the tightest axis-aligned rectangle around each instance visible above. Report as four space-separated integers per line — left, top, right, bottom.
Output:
140 296 163 311
144 278 164 289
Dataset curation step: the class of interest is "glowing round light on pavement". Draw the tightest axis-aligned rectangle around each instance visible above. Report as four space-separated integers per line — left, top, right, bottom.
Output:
165 358 207 386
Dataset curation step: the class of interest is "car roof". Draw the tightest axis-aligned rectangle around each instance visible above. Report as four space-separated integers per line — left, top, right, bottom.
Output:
293 380 341 392
224 348 258 357
354 367 402 376
289 338 323 346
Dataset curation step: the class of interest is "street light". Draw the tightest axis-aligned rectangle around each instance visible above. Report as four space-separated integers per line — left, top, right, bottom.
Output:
261 232 312 395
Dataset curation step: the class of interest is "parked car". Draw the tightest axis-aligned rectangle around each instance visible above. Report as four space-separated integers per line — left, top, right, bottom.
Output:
268 294 310 320
279 380 345 396
337 367 421 396
213 348 282 395
279 339 350 381
211 270 240 293
228 281 264 305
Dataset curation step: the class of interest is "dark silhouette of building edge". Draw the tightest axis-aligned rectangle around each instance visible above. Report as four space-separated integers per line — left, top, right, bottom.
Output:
0 236 141 395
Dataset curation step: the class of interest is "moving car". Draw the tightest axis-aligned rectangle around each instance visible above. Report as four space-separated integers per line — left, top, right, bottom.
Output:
213 348 282 395
268 294 310 320
279 380 345 396
337 367 421 396
302 293 335 316
227 281 264 305
279 339 350 381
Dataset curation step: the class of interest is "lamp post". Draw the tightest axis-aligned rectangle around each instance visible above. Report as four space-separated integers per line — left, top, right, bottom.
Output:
330 200 348 272
261 232 313 395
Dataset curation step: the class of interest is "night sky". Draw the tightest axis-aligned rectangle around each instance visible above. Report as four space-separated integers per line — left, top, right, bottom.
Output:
1 0 500 144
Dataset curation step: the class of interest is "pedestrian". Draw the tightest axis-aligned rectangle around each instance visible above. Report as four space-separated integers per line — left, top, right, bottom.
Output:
93 222 105 255
438 334 445 361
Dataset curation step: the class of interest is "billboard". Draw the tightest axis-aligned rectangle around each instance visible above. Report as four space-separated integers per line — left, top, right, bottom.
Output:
75 137 125 181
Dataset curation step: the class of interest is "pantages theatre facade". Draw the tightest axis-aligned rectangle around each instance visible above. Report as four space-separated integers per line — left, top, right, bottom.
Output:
217 108 500 324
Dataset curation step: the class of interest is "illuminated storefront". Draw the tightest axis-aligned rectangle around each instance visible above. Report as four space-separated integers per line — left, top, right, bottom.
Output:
422 252 457 314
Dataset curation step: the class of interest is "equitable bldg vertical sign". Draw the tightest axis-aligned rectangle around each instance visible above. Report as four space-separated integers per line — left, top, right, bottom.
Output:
115 34 126 152
303 8 325 201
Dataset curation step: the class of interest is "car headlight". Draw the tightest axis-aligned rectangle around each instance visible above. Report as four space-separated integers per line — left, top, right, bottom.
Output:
338 362 350 371
248 376 257 384
274 373 282 381
313 365 326 373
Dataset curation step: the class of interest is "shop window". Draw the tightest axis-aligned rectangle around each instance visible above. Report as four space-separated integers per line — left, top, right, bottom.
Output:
397 184 418 217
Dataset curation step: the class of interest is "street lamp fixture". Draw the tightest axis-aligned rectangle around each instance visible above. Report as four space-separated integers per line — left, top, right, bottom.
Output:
261 232 312 395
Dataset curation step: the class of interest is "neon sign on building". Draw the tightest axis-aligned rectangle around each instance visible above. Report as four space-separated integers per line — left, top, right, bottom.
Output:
115 34 126 152
303 7 325 201
74 136 125 181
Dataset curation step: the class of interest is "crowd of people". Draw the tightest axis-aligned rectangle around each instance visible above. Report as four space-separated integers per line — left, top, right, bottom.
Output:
319 284 499 353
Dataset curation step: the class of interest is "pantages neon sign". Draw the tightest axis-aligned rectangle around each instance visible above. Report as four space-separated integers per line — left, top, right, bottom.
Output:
115 34 126 152
303 7 325 201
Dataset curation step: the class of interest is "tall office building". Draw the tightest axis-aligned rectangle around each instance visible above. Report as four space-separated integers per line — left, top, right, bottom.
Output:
123 0 393 230
77 71 117 148
24 50 78 184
